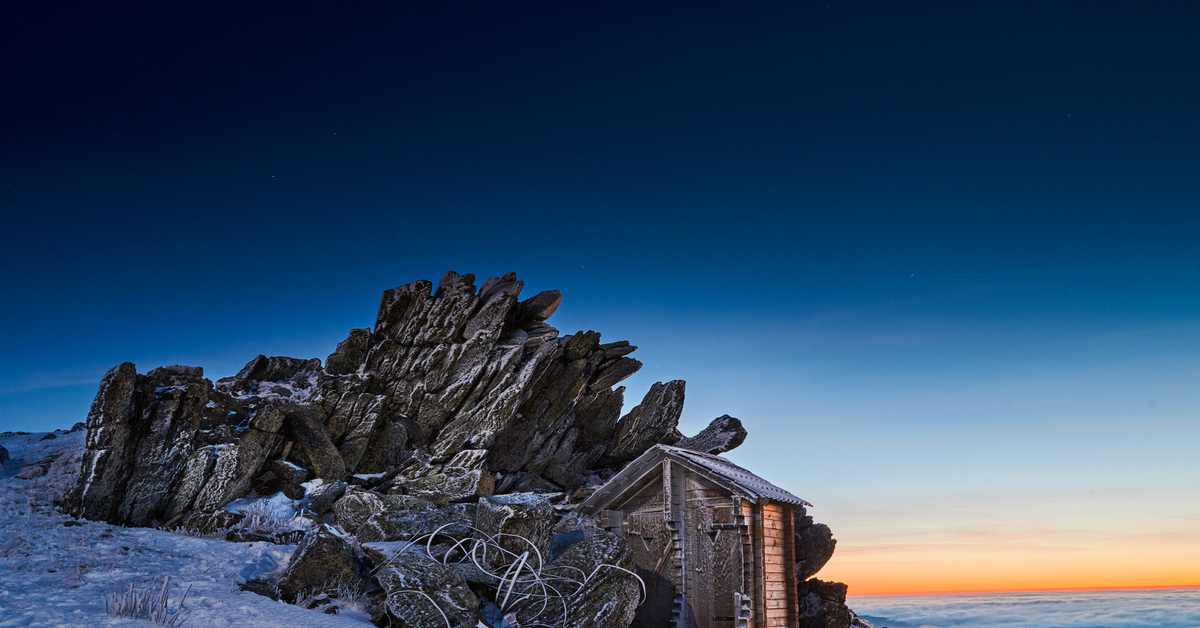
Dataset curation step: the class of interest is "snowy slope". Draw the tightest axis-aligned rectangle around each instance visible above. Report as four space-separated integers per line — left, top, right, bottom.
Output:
0 430 371 627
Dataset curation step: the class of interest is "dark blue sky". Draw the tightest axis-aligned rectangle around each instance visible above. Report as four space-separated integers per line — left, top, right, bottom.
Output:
5 2 1200 587
3 0 1200 538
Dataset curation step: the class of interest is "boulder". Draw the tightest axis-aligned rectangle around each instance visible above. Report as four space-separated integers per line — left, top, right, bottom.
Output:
474 492 555 569
356 502 477 544
396 468 494 504
269 459 309 485
376 548 480 628
795 508 837 580
535 513 641 628
675 414 747 454
797 579 853 628
300 480 347 517
332 489 386 534
0 444 8 465
277 524 369 603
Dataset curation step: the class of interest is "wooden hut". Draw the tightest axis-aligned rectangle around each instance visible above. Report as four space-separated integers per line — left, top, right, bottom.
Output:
579 444 811 628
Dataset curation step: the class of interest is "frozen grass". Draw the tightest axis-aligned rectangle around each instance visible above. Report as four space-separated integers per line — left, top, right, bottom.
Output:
236 497 312 535
104 575 192 626
295 579 375 621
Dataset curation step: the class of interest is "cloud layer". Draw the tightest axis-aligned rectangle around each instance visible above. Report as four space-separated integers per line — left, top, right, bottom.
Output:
852 589 1200 628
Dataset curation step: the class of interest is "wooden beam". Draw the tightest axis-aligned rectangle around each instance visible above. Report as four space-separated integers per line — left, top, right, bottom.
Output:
783 505 798 627
753 503 766 628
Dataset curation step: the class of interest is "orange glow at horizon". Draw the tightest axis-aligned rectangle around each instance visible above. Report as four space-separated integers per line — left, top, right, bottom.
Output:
807 486 1200 598
822 539 1200 597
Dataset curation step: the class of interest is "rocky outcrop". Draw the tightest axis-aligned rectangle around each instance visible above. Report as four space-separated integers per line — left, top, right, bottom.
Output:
59 271 864 627
601 379 686 467
540 512 642 628
0 444 8 465
66 272 731 530
64 364 212 526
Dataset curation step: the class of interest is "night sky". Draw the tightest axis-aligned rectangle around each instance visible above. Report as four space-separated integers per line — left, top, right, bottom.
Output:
3 1 1199 593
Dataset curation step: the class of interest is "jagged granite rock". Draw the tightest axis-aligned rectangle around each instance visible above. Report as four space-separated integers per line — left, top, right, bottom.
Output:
66 273 718 528
601 379 686 466
64 364 209 526
396 469 494 504
189 404 285 513
0 444 8 465
474 492 555 569
375 548 480 628
675 414 747 454
278 524 370 603
215 355 322 403
795 507 837 580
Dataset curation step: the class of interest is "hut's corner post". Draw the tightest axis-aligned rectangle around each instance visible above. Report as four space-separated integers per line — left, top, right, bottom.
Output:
752 502 766 628
783 506 798 626
664 459 687 627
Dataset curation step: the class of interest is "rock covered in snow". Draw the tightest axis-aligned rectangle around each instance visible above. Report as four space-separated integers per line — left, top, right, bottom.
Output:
538 512 642 628
601 379 686 467
356 502 476 544
375 548 480 628
63 364 212 526
675 413 748 454
332 489 386 534
277 524 370 603
474 492 555 569
299 480 347 517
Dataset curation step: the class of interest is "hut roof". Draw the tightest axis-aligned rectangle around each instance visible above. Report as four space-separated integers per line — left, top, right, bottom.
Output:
580 444 812 513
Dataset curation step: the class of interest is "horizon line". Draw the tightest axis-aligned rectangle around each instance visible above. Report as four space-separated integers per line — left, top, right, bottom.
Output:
850 584 1200 598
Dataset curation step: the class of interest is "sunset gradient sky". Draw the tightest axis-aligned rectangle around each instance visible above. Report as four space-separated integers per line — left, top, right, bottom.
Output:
2 0 1198 595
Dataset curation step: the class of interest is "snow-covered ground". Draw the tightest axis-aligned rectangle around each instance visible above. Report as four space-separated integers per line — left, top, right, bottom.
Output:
0 430 371 627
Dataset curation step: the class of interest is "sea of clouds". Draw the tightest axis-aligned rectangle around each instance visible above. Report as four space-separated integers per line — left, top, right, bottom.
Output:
851 589 1200 628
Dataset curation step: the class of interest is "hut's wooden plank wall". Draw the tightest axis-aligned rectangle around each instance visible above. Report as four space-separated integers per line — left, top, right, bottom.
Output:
583 447 804 628
761 504 795 627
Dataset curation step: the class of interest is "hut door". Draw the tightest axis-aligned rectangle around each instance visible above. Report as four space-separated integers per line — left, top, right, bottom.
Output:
683 478 743 628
